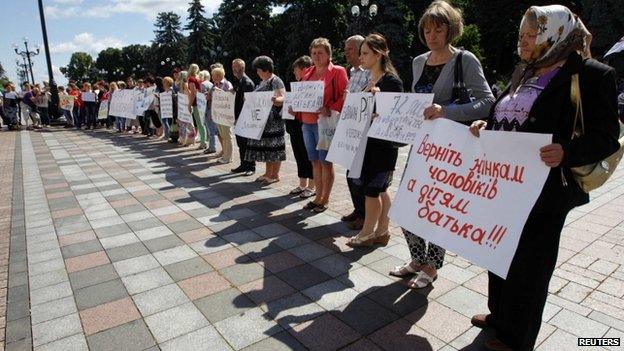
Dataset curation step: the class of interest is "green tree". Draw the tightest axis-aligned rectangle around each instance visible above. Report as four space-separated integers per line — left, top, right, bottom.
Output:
95 47 123 81
121 44 149 78
271 0 350 82
0 61 9 88
215 0 273 75
186 0 215 67
60 52 94 82
152 11 187 75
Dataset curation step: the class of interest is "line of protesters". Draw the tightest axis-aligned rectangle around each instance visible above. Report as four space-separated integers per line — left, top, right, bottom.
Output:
1 2 621 350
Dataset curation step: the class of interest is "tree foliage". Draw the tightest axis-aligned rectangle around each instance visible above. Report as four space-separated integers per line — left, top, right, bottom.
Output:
214 0 273 74
61 52 94 82
152 12 187 76
78 0 624 87
95 47 123 81
186 0 215 67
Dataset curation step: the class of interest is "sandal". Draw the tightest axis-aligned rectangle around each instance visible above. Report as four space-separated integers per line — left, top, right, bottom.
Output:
255 176 268 182
289 186 305 195
262 178 280 185
407 271 437 289
303 201 319 210
299 188 316 198
312 203 328 213
346 232 390 247
389 261 422 277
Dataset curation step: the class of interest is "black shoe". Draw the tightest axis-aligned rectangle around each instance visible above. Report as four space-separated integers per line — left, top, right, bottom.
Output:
341 211 359 222
231 166 245 174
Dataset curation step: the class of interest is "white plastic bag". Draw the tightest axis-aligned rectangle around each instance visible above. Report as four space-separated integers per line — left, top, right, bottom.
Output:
317 110 340 150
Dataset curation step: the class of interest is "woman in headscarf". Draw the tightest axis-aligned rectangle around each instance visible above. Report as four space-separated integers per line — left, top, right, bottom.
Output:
469 5 619 351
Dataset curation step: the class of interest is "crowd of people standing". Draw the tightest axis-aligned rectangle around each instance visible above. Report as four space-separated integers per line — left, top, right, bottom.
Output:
1 2 621 350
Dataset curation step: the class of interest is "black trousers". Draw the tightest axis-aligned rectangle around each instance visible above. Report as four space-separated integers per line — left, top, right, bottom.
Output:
487 210 568 351
346 175 366 218
285 119 312 179
235 134 255 171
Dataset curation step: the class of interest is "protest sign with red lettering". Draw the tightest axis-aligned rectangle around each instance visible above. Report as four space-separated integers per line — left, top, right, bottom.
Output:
390 119 551 278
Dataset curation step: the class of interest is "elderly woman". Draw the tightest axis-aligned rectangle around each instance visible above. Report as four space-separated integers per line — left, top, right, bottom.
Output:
390 0 494 289
209 67 234 164
245 56 287 185
468 5 619 351
300 38 349 212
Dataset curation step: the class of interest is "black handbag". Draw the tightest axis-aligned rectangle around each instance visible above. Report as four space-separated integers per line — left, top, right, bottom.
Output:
451 50 477 126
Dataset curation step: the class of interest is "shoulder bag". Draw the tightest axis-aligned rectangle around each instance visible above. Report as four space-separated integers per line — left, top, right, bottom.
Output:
569 73 624 192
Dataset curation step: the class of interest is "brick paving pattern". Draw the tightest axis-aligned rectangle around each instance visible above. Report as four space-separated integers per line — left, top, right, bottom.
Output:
2 128 623 350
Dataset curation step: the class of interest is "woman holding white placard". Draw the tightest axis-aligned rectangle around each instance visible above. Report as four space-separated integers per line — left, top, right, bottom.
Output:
300 38 348 213
390 0 494 290
176 71 196 147
208 67 234 164
245 56 287 185
468 6 619 350
346 34 403 248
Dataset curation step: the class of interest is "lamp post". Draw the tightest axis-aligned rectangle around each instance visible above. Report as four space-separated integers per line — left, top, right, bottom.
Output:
160 57 176 75
350 0 378 35
13 37 40 85
210 46 228 64
37 0 62 118
15 59 29 85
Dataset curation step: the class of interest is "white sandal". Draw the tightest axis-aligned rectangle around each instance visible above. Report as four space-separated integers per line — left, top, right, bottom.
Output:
407 271 437 289
389 261 421 277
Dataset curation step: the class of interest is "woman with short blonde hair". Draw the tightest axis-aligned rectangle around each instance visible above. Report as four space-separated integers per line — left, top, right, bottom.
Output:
299 37 349 213
207 66 234 164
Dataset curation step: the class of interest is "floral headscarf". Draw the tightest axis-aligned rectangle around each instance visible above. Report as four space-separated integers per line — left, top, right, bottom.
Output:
510 5 591 93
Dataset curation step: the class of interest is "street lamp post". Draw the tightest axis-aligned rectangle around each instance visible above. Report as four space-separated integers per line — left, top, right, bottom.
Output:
350 0 379 35
13 37 40 85
37 0 61 118
160 57 176 75
209 46 228 64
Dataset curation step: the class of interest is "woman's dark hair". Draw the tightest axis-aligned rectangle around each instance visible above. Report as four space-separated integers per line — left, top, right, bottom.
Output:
292 55 313 70
252 56 274 73
155 77 164 93
361 33 399 76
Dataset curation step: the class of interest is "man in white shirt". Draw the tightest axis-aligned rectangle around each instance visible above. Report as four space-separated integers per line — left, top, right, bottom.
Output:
342 35 371 230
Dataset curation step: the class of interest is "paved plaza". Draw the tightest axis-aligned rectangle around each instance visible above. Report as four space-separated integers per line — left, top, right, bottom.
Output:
0 127 623 351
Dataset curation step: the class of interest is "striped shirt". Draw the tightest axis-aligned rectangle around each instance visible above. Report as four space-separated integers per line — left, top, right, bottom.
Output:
347 66 371 93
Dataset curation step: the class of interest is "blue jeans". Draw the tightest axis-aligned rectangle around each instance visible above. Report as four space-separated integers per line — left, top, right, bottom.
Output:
73 105 82 128
116 117 126 131
301 123 328 163
162 118 172 138
84 102 97 128
63 110 73 125
204 111 218 151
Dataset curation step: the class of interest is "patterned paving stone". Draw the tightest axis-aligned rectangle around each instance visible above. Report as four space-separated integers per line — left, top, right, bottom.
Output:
79 297 141 335
86 320 156 351
74 279 128 310
179 271 232 300
144 302 209 343
214 307 283 350
194 288 255 323
5 127 624 351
